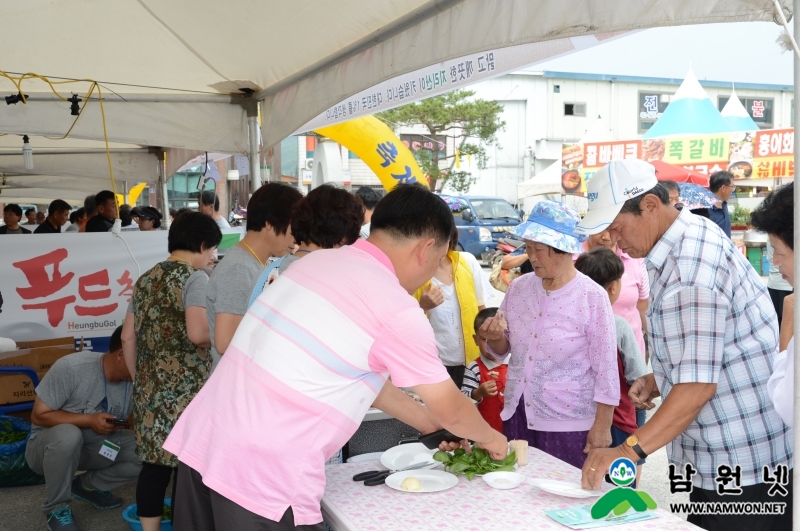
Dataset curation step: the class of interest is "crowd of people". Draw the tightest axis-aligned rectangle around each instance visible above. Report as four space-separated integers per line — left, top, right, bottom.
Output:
0 188 229 236
14 163 796 531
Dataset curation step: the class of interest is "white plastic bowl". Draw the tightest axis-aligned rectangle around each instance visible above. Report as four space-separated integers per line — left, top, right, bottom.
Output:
346 452 383 463
481 471 525 490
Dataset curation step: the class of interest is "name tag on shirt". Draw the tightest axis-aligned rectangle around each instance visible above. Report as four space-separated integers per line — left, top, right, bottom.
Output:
99 440 120 461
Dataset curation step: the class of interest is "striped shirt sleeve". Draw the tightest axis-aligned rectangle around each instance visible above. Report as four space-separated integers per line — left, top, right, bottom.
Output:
658 287 728 385
461 360 481 401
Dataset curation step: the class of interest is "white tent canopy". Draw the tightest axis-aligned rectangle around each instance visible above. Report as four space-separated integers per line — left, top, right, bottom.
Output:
0 1 786 146
518 161 564 199
0 0 788 199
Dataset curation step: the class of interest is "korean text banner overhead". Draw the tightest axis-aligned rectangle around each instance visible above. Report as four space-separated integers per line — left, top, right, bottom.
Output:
0 233 168 347
560 128 794 194
293 34 632 135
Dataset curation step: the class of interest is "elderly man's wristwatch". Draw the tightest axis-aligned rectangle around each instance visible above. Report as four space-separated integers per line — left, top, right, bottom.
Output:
625 435 648 459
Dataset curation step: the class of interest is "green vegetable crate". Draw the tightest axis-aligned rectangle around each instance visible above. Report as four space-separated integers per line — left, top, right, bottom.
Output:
0 415 45 487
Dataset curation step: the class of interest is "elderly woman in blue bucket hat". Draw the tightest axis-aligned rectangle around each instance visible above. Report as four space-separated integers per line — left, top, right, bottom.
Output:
479 200 620 468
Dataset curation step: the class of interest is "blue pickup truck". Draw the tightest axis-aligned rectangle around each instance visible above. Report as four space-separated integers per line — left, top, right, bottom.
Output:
439 195 522 262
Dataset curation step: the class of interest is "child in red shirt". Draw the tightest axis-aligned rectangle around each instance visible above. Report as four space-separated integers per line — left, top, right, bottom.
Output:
460 308 509 432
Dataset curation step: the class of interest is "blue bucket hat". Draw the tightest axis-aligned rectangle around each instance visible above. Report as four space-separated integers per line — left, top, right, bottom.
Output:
510 200 586 254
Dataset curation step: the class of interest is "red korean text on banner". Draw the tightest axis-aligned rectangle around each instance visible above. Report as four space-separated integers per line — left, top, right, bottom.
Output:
582 141 642 168
75 270 118 317
12 248 125 327
13 249 77 327
117 270 134 301
753 129 794 179
754 129 794 158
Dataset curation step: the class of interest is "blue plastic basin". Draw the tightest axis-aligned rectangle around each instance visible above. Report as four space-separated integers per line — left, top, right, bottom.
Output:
122 499 172 531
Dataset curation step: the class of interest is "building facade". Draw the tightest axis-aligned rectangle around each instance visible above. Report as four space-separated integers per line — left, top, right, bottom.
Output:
449 71 794 204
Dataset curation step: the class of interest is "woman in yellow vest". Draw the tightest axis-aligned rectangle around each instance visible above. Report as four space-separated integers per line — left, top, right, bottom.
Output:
414 231 490 388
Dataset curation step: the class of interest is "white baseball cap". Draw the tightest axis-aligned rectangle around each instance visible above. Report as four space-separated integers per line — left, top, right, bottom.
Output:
574 159 659 236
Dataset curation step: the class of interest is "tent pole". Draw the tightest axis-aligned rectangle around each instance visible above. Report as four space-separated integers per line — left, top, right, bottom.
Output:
159 150 170 230
793 0 800 527
248 115 262 192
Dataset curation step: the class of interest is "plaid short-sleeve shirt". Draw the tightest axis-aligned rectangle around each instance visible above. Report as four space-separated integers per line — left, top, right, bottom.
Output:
646 208 791 490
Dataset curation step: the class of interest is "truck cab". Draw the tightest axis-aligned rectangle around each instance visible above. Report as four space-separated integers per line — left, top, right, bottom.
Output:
440 195 522 263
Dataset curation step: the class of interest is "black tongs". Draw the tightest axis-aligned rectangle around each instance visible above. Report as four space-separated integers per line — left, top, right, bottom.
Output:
352 462 430 486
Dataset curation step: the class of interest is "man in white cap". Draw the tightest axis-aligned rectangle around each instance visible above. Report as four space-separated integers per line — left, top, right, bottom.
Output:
577 160 790 531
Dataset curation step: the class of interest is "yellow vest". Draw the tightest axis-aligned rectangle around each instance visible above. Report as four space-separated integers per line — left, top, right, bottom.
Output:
414 251 481 365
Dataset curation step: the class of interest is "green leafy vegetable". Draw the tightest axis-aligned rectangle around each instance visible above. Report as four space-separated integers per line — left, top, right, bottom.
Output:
432 446 516 480
0 420 28 444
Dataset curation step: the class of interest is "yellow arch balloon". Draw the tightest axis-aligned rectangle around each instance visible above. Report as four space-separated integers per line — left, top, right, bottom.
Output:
115 182 148 207
315 116 428 191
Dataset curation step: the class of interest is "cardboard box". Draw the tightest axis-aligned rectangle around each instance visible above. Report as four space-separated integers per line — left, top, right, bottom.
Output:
0 337 77 406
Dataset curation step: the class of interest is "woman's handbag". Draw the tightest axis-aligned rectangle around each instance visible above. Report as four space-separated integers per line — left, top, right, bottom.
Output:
489 262 520 293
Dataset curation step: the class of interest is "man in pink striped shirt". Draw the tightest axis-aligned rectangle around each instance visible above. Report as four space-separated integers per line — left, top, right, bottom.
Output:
164 185 508 531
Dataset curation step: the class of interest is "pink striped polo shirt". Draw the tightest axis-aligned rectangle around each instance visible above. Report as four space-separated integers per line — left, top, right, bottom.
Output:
163 239 449 526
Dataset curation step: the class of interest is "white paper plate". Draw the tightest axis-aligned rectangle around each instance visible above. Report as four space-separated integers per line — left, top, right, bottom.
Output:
385 470 459 493
532 479 603 498
380 443 438 471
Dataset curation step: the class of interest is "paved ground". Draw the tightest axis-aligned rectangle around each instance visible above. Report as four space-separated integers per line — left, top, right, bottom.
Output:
0 482 137 531
0 266 697 530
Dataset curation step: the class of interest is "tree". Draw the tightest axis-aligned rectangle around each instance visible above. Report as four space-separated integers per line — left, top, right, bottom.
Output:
378 90 505 193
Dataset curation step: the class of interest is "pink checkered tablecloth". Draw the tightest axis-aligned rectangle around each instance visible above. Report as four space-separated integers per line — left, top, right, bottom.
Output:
322 446 698 531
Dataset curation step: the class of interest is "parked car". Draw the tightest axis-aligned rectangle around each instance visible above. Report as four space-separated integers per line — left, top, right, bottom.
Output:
439 195 522 263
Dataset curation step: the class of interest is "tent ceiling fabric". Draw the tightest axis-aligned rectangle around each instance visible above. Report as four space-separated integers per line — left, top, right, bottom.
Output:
0 187 89 204
0 94 249 154
258 0 787 146
0 136 143 151
0 0 789 156
2 174 130 194
0 150 158 182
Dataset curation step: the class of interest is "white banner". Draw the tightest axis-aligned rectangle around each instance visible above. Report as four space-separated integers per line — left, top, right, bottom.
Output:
293 34 632 134
0 232 168 350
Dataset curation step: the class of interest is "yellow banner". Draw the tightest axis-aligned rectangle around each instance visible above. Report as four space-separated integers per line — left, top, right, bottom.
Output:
660 133 729 165
315 116 427 191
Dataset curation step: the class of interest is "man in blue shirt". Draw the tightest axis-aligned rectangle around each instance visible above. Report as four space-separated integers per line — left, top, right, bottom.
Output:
708 171 734 237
